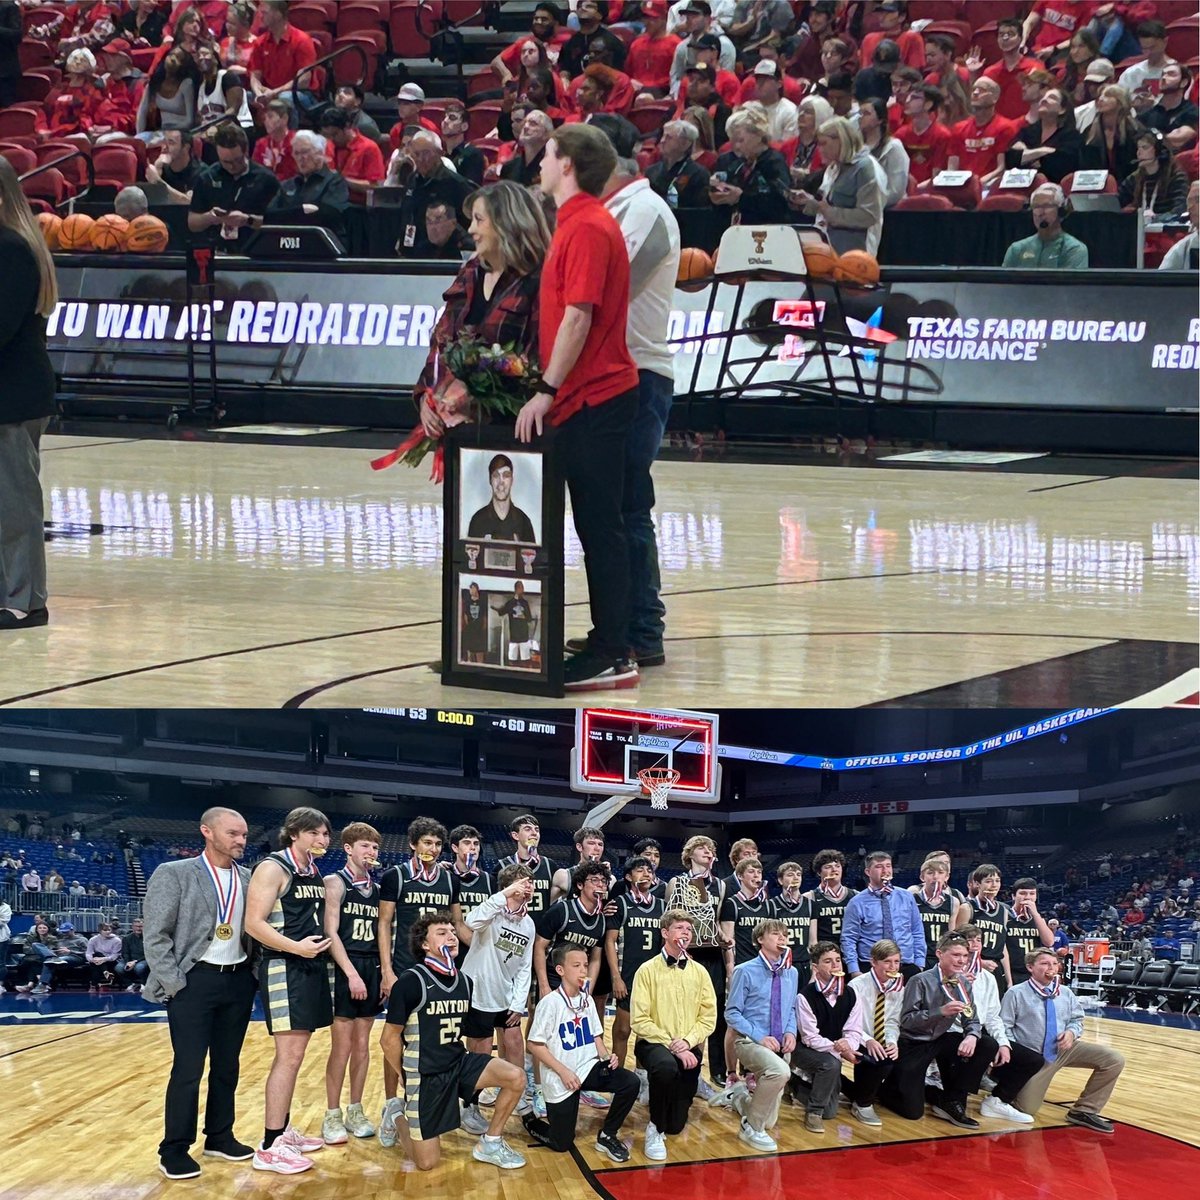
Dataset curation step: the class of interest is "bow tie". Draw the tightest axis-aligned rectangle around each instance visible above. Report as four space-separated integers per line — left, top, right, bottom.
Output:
665 955 689 970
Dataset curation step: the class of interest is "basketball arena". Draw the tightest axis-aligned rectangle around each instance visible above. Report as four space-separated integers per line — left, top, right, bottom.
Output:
0 707 1198 1199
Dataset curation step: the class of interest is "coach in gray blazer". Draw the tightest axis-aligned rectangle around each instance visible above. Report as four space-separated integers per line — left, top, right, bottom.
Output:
144 807 258 1181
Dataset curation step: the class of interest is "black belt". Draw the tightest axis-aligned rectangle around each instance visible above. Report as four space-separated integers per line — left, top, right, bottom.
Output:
193 960 249 973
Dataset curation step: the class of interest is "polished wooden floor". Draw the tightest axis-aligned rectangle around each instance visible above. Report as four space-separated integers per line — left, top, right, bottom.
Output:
0 435 1194 707
0 1008 1197 1198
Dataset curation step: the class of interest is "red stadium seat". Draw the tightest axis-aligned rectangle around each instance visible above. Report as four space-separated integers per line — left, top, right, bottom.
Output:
894 193 958 210
970 22 1001 67
467 68 500 98
390 2 431 58
1177 148 1199 181
37 140 90 190
331 33 382 86
1166 17 1199 66
17 38 54 71
923 21 972 58
628 101 674 136
293 0 338 20
908 2 964 21
920 173 981 209
964 2 1030 33
466 101 503 141
0 145 37 174
0 107 39 138
287 6 336 36
16 72 53 103
21 166 69 207
337 2 387 39
977 192 1027 211
1062 169 1117 195
92 144 139 187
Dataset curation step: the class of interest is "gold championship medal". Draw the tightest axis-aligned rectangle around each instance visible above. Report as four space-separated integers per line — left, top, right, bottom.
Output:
215 923 234 941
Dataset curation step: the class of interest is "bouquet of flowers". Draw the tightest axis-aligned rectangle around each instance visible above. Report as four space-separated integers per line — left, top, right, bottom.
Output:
371 332 543 481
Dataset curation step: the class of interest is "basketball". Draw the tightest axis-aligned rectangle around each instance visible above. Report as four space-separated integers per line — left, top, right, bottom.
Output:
37 211 63 251
802 240 839 278
834 248 881 286
58 212 96 251
677 246 714 291
89 213 130 253
125 214 171 254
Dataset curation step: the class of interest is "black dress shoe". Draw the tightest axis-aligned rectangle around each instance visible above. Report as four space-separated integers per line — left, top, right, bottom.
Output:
932 1100 980 1128
0 608 48 630
203 1137 255 1160
1066 1110 1114 1134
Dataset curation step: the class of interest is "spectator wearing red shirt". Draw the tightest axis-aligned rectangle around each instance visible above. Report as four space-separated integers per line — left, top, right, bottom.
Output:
888 66 923 131
388 83 443 154
319 107 386 203
896 84 953 185
221 1 259 72
859 2 925 73
492 2 571 83
248 0 317 107
687 32 740 107
566 35 637 114
979 19 1042 122
627 2 679 97
948 77 1020 186
252 97 298 181
567 60 636 117
737 41 806 105
1123 906 1145 928
1023 1 1097 62
514 124 640 692
924 33 970 126
165 0 230 40
45 49 109 137
96 42 146 136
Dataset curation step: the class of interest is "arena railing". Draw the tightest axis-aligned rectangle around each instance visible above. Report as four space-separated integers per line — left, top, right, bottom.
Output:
18 145 96 205
292 40 371 101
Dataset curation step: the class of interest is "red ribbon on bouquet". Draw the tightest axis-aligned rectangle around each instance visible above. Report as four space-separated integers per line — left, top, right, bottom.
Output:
370 425 445 482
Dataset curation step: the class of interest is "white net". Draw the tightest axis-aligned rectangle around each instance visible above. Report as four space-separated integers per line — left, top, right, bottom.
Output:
638 767 680 812
665 872 718 945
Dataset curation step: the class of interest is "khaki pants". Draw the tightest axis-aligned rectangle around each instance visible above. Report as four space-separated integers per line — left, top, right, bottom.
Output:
1014 1038 1125 1116
731 1038 789 1132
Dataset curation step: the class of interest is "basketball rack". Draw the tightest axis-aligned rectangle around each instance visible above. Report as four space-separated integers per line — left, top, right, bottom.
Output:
675 225 945 444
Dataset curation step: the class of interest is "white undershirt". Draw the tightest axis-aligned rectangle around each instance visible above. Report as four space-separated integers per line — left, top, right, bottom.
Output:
199 865 247 965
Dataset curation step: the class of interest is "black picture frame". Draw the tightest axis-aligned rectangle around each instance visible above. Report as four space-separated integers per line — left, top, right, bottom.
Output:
441 422 564 696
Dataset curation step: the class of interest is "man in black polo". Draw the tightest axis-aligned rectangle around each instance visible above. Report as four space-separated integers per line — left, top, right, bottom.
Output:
467 454 536 542
267 130 350 239
409 199 475 261
397 130 474 259
440 101 485 186
560 0 628 78
146 128 203 205
188 124 280 251
646 119 711 208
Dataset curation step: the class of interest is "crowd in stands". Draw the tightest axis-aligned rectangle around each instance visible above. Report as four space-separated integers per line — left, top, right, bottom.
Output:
0 1 1195 264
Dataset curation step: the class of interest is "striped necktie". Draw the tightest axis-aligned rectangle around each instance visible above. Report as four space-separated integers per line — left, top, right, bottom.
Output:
873 991 886 1042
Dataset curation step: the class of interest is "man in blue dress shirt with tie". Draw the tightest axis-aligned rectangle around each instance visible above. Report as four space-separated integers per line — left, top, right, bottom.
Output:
841 853 925 979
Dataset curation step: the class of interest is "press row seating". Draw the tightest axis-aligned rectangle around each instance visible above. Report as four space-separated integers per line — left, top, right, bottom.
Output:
1100 959 1200 1013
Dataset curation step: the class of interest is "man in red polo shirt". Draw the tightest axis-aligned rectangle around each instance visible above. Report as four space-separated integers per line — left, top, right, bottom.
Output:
627 2 678 97
249 0 317 107
514 124 641 693
979 18 1040 122
318 108 385 202
492 2 571 82
948 78 1020 186
859 2 925 72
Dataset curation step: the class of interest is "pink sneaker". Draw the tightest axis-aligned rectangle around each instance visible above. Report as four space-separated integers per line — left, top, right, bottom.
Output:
277 1125 325 1154
252 1143 312 1175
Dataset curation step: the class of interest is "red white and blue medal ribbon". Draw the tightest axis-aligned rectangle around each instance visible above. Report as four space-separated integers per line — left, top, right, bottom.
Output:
817 971 844 999
760 948 792 976
203 852 238 935
922 882 945 905
880 970 904 994
340 866 372 896
1027 977 1060 1000
425 944 457 977
282 847 315 876
410 854 440 883
630 882 656 908
741 884 768 904
819 881 845 901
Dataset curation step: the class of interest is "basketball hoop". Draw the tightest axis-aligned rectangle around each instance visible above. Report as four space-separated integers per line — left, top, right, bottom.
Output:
638 766 680 812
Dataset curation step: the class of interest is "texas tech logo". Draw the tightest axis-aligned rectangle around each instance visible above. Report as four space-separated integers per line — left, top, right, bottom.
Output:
752 230 769 254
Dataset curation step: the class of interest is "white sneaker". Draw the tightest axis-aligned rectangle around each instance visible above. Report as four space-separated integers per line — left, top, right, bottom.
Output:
461 1103 490 1135
708 1081 739 1109
980 1073 997 1094
515 1094 533 1117
695 1077 717 1102
344 1103 375 1138
738 1120 778 1153
981 1096 1035 1125
253 1142 312 1174
322 1109 348 1145
472 1136 526 1169
851 1103 883 1126
644 1123 667 1161
277 1125 324 1153
531 1087 547 1119
636 1068 649 1106
378 1097 404 1149
479 1086 501 1107
728 1082 752 1118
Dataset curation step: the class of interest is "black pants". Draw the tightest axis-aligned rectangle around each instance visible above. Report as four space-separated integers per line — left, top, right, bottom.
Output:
989 1041 1045 1103
688 948 726 1080
882 1030 999 1119
89 961 117 986
557 387 637 660
545 1060 639 1149
159 962 257 1158
851 1053 898 1106
635 1040 701 1135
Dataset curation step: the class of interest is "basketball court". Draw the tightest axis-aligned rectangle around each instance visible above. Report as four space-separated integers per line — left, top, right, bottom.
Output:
1 428 1194 708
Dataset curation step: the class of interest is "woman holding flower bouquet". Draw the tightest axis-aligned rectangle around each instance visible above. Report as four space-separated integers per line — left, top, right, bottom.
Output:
371 181 550 480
